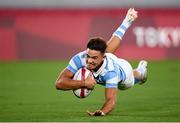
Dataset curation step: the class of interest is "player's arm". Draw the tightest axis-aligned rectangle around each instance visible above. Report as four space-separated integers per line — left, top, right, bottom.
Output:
55 68 95 90
100 88 117 114
87 88 117 116
87 70 119 116
56 68 84 90
106 8 138 54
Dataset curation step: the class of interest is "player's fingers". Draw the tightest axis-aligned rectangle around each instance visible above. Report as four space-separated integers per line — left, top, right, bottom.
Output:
87 112 94 116
129 8 138 15
87 73 94 79
86 110 94 116
132 8 137 13
131 13 138 20
129 11 138 21
128 8 133 12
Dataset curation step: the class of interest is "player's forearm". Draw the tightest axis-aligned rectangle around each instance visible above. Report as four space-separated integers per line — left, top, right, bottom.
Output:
100 98 117 114
56 79 84 90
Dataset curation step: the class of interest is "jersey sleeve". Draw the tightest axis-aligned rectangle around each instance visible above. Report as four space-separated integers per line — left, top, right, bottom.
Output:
66 54 83 74
103 71 121 88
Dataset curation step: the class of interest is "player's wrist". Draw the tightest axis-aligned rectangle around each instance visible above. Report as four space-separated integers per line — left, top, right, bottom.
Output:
113 8 137 40
84 79 86 87
80 80 85 87
94 110 106 116
122 18 132 29
112 19 132 40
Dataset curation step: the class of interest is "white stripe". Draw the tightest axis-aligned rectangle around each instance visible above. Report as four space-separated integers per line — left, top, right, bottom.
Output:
113 33 122 40
69 59 78 71
81 57 86 66
106 58 115 71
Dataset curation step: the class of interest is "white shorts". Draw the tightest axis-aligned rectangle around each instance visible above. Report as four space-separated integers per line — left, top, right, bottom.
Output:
117 58 135 90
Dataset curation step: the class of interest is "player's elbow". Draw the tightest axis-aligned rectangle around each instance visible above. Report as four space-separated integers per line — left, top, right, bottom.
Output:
55 79 64 90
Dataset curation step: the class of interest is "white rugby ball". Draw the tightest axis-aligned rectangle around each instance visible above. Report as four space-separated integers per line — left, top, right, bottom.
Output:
73 67 93 98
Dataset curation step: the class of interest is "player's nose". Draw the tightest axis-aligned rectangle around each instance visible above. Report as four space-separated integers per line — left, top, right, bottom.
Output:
87 58 93 64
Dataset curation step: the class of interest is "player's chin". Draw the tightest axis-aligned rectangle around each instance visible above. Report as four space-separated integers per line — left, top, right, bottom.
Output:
86 66 93 70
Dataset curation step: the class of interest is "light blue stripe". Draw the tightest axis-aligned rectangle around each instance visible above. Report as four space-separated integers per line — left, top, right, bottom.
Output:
103 71 117 81
73 55 82 70
113 24 127 38
120 24 127 30
105 83 118 88
114 31 124 38
67 65 77 74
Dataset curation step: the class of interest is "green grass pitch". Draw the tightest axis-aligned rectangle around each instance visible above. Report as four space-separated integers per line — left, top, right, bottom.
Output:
0 60 180 122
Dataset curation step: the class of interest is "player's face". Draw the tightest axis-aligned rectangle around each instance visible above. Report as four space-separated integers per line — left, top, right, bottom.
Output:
86 48 104 70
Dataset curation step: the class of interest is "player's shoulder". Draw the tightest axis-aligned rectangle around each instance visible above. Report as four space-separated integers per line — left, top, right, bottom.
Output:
67 51 86 73
105 53 119 69
72 50 86 59
105 53 118 60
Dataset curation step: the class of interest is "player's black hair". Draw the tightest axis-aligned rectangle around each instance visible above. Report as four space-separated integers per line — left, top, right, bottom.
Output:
87 37 107 53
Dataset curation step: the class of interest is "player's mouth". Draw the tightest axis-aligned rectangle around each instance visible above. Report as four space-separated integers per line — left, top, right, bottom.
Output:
87 63 95 69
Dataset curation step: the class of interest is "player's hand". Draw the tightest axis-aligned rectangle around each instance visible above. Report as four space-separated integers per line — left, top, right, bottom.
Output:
85 73 96 90
124 8 138 23
86 110 105 116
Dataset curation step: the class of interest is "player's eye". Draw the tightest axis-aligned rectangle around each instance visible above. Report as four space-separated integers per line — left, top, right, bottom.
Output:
92 56 98 59
86 54 90 58
86 54 98 60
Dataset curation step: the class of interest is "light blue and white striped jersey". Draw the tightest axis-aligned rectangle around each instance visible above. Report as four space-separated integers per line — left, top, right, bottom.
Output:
67 51 126 88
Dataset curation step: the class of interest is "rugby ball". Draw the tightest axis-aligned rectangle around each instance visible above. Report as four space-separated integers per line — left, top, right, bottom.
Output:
73 67 93 98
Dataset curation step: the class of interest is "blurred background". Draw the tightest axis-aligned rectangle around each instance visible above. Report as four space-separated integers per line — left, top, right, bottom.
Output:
0 0 180 61
0 0 180 122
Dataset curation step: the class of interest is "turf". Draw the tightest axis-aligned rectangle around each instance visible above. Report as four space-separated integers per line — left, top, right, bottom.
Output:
0 60 180 122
